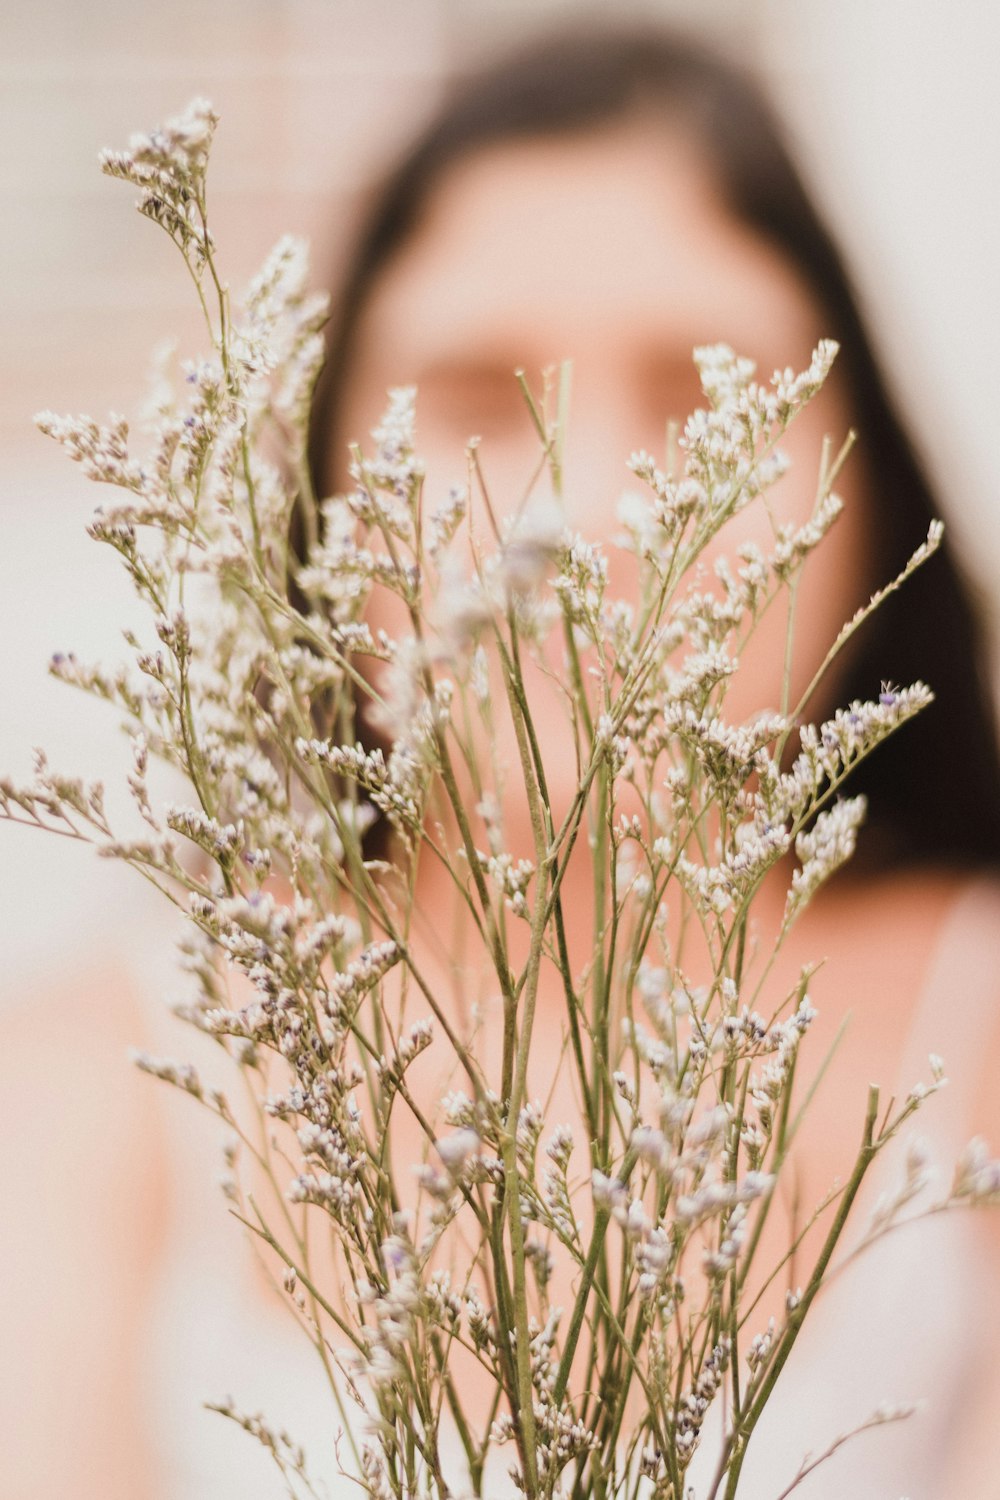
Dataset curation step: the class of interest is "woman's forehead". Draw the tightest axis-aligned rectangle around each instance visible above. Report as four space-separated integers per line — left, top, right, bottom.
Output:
355 124 824 378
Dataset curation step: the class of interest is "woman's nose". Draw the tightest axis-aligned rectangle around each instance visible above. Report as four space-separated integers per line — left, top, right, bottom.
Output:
558 383 653 534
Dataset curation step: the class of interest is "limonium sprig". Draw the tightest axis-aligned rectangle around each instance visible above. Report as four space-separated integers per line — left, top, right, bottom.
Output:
6 98 999 1500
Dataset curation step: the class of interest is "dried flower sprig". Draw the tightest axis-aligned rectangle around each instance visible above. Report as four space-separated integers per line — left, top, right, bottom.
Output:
9 99 999 1500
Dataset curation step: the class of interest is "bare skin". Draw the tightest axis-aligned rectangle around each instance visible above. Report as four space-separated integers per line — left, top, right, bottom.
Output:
0 969 168 1500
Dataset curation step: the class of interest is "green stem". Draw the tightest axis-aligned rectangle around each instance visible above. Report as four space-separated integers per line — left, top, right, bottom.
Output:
716 1086 880 1500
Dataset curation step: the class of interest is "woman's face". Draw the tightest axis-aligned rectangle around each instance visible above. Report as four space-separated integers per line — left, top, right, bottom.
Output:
337 120 869 747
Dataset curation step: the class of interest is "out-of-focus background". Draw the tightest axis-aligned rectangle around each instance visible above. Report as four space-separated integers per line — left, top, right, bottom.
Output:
1 1 998 1496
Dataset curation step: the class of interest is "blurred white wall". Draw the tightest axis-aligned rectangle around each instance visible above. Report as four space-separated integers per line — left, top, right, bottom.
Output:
0 0 997 1493
772 0 1000 596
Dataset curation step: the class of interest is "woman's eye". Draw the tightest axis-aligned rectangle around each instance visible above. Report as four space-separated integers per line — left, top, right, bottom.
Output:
642 364 706 425
418 362 529 439
670 379 706 419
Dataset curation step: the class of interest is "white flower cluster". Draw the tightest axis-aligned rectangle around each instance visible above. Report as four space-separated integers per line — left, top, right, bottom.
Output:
99 98 219 271
672 1337 731 1462
785 794 867 921
11 97 975 1500
951 1138 1000 1204
492 1312 598 1492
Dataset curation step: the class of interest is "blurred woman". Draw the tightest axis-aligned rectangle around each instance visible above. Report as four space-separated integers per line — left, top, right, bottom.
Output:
302 22 1000 1497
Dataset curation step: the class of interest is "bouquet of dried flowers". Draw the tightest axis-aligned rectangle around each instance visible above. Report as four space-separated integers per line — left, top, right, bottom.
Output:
6 100 999 1500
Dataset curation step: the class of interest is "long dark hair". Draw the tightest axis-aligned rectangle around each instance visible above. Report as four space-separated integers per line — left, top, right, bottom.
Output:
306 21 1000 873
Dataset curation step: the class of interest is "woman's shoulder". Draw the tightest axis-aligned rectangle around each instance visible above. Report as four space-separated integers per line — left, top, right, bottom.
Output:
821 863 1000 961
782 864 1000 1155
851 862 1000 1026
873 864 1000 966
851 864 1000 1139
795 863 999 1001
0 963 168 1495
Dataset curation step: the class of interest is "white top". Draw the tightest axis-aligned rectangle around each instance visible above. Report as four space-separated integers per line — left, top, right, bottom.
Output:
145 877 1000 1498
